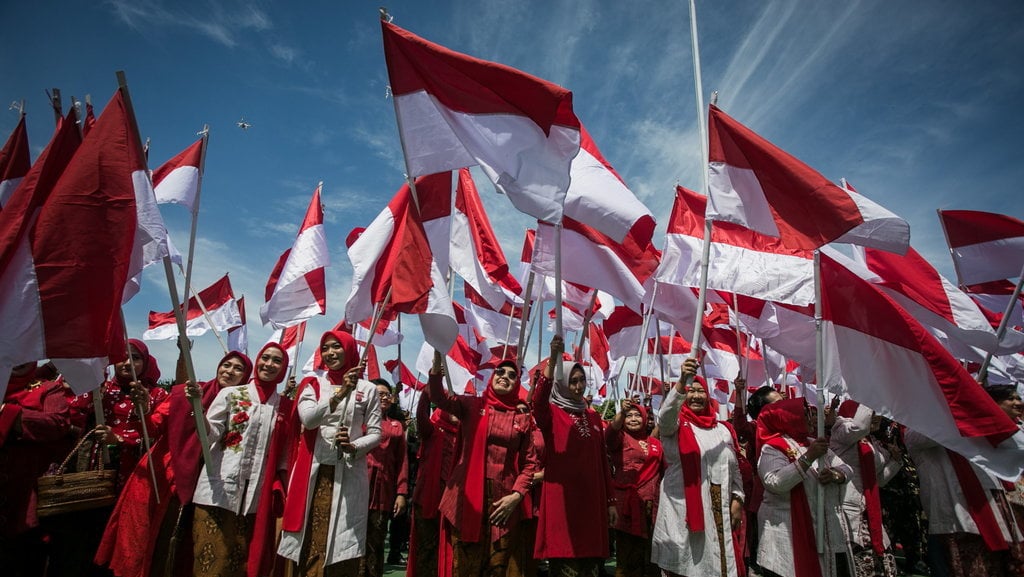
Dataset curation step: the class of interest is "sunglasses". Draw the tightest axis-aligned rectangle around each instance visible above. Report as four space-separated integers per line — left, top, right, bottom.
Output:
494 367 518 378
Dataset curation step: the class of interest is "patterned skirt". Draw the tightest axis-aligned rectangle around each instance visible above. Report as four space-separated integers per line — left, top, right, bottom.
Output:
192 504 253 577
293 466 361 577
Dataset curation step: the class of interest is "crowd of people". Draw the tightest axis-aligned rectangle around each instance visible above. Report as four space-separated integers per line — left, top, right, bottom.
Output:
1 332 1022 577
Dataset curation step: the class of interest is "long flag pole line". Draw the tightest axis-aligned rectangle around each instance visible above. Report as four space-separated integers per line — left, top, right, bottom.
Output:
978 263 1024 382
936 208 969 297
686 0 714 382
360 286 393 365
513 271 537 370
632 284 659 396
500 300 518 361
184 280 231 356
655 316 667 387
731 292 746 380
575 291 600 362
181 126 209 320
120 312 159 503
117 69 214 470
288 322 307 382
553 223 565 384
396 314 403 394
813 249 826 557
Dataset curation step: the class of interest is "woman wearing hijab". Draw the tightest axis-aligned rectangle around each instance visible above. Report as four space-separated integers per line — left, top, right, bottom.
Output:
829 401 901 577
407 386 460 577
0 362 71 575
428 350 540 577
95 350 253 577
278 330 382 577
531 336 615 577
650 359 744 577
607 397 663 577
360 378 409 577
190 342 289 577
756 398 851 577
70 339 168 487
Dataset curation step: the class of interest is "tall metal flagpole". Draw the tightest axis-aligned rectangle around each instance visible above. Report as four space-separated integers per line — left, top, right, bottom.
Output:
686 0 714 382
813 249 826 558
182 127 209 314
117 70 213 469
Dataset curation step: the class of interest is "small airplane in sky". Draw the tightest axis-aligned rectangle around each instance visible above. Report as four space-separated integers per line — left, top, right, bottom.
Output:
237 117 252 131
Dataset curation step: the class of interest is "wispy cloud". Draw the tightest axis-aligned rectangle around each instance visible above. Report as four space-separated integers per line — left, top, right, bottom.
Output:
105 0 273 47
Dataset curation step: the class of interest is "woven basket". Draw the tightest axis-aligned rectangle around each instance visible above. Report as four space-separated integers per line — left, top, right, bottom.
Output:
36 427 118 518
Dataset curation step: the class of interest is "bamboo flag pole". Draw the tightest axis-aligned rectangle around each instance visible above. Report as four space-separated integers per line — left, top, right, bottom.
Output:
288 321 307 382
181 126 210 316
813 249 826 557
121 313 159 503
117 70 213 469
514 271 537 371
686 0 714 382
631 284 659 395
553 222 565 384
575 291 600 362
118 70 215 475
731 292 746 380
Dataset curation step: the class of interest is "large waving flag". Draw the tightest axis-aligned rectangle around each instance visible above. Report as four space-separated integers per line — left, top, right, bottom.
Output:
0 91 154 395
0 114 30 208
819 253 1024 480
658 185 815 305
152 137 204 211
227 296 249 355
260 184 329 329
857 246 1024 355
708 105 907 252
938 209 1024 287
144 274 242 340
381 20 580 223
345 175 457 352
451 169 522 310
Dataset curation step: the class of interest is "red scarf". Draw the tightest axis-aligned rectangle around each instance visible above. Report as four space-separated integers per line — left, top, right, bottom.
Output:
947 449 1009 551
757 399 822 577
282 330 359 533
168 351 252 505
613 405 662 536
461 360 522 543
676 376 718 532
837 401 885 555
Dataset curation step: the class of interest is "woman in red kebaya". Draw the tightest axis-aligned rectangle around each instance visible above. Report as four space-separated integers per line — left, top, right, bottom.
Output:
606 397 663 577
531 336 616 577
429 352 540 577
360 378 409 577
95 351 253 577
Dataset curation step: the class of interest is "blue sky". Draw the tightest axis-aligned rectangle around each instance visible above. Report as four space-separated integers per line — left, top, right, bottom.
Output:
3 0 1023 383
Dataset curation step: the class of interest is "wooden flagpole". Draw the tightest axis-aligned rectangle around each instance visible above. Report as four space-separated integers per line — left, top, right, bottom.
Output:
813 249 826 557
184 280 231 356
731 292 746 380
553 223 565 384
288 321 307 382
181 127 210 319
117 70 214 470
120 313 159 502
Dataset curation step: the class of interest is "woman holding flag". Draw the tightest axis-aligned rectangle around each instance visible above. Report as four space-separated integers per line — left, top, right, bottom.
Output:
278 330 382 577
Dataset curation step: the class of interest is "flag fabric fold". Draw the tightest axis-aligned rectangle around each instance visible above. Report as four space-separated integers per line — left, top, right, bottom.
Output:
938 209 1024 287
228 296 249 355
381 20 580 223
0 91 151 395
0 115 30 208
260 184 329 329
819 252 1024 480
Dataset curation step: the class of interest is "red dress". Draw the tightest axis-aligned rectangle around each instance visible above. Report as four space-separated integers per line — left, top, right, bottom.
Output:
606 426 663 538
367 415 410 511
532 374 614 559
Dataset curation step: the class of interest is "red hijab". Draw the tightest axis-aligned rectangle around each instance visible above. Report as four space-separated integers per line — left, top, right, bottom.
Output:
116 339 161 387
757 398 822 577
676 375 718 532
167 350 252 504
251 342 289 403
461 358 523 543
282 330 361 533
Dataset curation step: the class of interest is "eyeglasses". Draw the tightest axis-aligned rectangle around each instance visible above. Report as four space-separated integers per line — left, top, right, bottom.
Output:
378 391 393 399
494 367 518 378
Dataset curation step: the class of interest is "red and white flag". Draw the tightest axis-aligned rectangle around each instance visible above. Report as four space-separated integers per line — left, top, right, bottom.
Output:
832 179 910 253
385 358 426 391
0 92 156 394
381 20 580 223
260 184 328 329
533 216 660 313
151 137 203 211
966 280 1024 331
464 282 522 345
144 274 242 340
0 114 30 208
564 124 656 244
345 176 457 352
603 306 670 361
707 105 908 252
415 336 481 395
857 246 1024 355
938 209 1024 287
819 252 1024 480
658 185 815 305
451 169 522 310
227 296 249 355
267 320 305 375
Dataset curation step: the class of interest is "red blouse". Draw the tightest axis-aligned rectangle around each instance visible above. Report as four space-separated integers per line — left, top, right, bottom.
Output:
606 427 663 537
367 415 410 511
412 390 461 516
